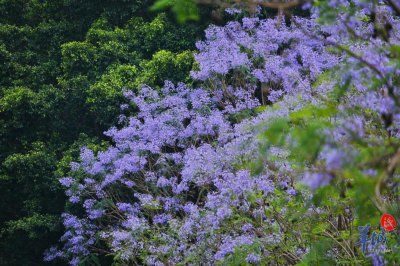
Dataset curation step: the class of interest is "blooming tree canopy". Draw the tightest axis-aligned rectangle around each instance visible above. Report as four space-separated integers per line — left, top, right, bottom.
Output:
47 1 400 265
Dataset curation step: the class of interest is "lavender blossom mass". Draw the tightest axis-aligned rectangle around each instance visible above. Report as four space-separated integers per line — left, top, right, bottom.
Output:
46 1 400 265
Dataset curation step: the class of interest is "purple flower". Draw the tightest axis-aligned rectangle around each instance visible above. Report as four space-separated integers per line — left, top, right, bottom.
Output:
246 253 261 264
60 177 74 187
302 172 334 190
225 8 242 15
242 223 253 232
323 149 345 171
153 214 171 224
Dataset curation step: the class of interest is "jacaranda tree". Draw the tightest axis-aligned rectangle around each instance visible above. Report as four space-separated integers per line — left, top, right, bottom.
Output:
47 0 400 265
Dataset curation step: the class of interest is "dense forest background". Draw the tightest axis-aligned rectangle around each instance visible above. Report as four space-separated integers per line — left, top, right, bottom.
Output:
0 1 212 264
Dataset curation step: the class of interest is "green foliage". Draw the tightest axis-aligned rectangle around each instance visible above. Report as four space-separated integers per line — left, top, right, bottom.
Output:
58 14 199 129
0 142 64 265
0 0 205 264
261 103 336 164
86 65 138 127
152 0 199 23
298 238 336 266
254 52 400 265
136 50 194 87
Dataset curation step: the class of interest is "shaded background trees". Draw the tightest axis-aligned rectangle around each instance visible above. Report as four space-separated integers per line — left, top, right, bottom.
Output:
0 1 211 264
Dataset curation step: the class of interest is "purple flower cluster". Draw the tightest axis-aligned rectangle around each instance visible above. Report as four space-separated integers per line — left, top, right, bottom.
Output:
298 0 400 190
47 73 310 264
47 2 400 264
192 16 338 103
